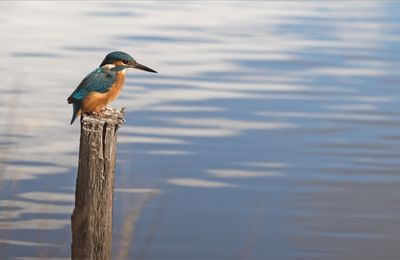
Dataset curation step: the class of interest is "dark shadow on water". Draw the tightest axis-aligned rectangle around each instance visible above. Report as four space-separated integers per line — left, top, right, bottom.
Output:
11 52 61 58
119 35 219 44
63 46 111 53
86 11 138 17
5 160 61 167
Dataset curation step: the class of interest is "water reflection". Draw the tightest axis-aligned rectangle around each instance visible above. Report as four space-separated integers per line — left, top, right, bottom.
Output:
166 178 235 188
1 1 400 259
0 238 61 248
207 169 283 178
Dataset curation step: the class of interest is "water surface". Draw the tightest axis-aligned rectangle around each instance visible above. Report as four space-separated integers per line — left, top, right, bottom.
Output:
1 1 400 259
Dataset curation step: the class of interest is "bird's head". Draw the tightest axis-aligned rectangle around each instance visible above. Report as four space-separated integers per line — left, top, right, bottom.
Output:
100 51 157 73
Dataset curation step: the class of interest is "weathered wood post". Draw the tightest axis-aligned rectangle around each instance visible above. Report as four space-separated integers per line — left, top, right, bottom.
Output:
71 108 124 260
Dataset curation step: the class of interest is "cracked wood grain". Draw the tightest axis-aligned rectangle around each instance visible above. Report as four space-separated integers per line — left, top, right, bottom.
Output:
71 108 124 260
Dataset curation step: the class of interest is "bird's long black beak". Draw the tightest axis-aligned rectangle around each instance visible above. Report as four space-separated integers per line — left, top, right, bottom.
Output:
132 63 157 73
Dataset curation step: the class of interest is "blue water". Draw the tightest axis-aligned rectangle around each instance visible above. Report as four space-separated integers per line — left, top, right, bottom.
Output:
1 2 400 259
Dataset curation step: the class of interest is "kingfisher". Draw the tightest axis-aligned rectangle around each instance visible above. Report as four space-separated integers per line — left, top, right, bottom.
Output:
67 51 157 124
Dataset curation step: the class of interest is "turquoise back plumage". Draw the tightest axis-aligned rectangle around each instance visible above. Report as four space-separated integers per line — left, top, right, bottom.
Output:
68 67 116 102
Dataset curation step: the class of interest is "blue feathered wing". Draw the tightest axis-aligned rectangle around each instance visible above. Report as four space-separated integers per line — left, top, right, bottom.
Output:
67 67 116 124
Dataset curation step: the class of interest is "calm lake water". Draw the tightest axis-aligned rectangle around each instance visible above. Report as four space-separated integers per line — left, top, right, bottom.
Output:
1 1 400 259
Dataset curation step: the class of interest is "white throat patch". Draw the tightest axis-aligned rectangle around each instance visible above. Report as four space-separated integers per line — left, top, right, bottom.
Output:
101 64 116 69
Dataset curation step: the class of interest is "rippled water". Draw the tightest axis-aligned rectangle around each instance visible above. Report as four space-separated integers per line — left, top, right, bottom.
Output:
1 1 400 259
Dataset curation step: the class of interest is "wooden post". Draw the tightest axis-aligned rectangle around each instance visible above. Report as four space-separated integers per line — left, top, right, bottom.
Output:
71 108 124 260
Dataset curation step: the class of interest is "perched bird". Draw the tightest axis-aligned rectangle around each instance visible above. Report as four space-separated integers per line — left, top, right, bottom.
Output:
67 51 157 124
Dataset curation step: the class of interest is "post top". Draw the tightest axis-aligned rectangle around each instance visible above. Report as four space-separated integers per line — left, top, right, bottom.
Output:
81 107 125 129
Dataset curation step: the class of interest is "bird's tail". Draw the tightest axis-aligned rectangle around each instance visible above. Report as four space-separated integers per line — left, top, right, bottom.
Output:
70 103 81 125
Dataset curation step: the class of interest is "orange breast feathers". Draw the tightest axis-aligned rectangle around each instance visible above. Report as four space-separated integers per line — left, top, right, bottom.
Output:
81 72 126 113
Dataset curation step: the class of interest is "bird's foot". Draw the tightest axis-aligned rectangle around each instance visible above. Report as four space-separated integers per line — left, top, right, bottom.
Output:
94 106 111 115
85 109 104 117
86 111 97 116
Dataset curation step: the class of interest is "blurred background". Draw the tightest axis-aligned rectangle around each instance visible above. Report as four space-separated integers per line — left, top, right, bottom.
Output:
1 1 400 259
